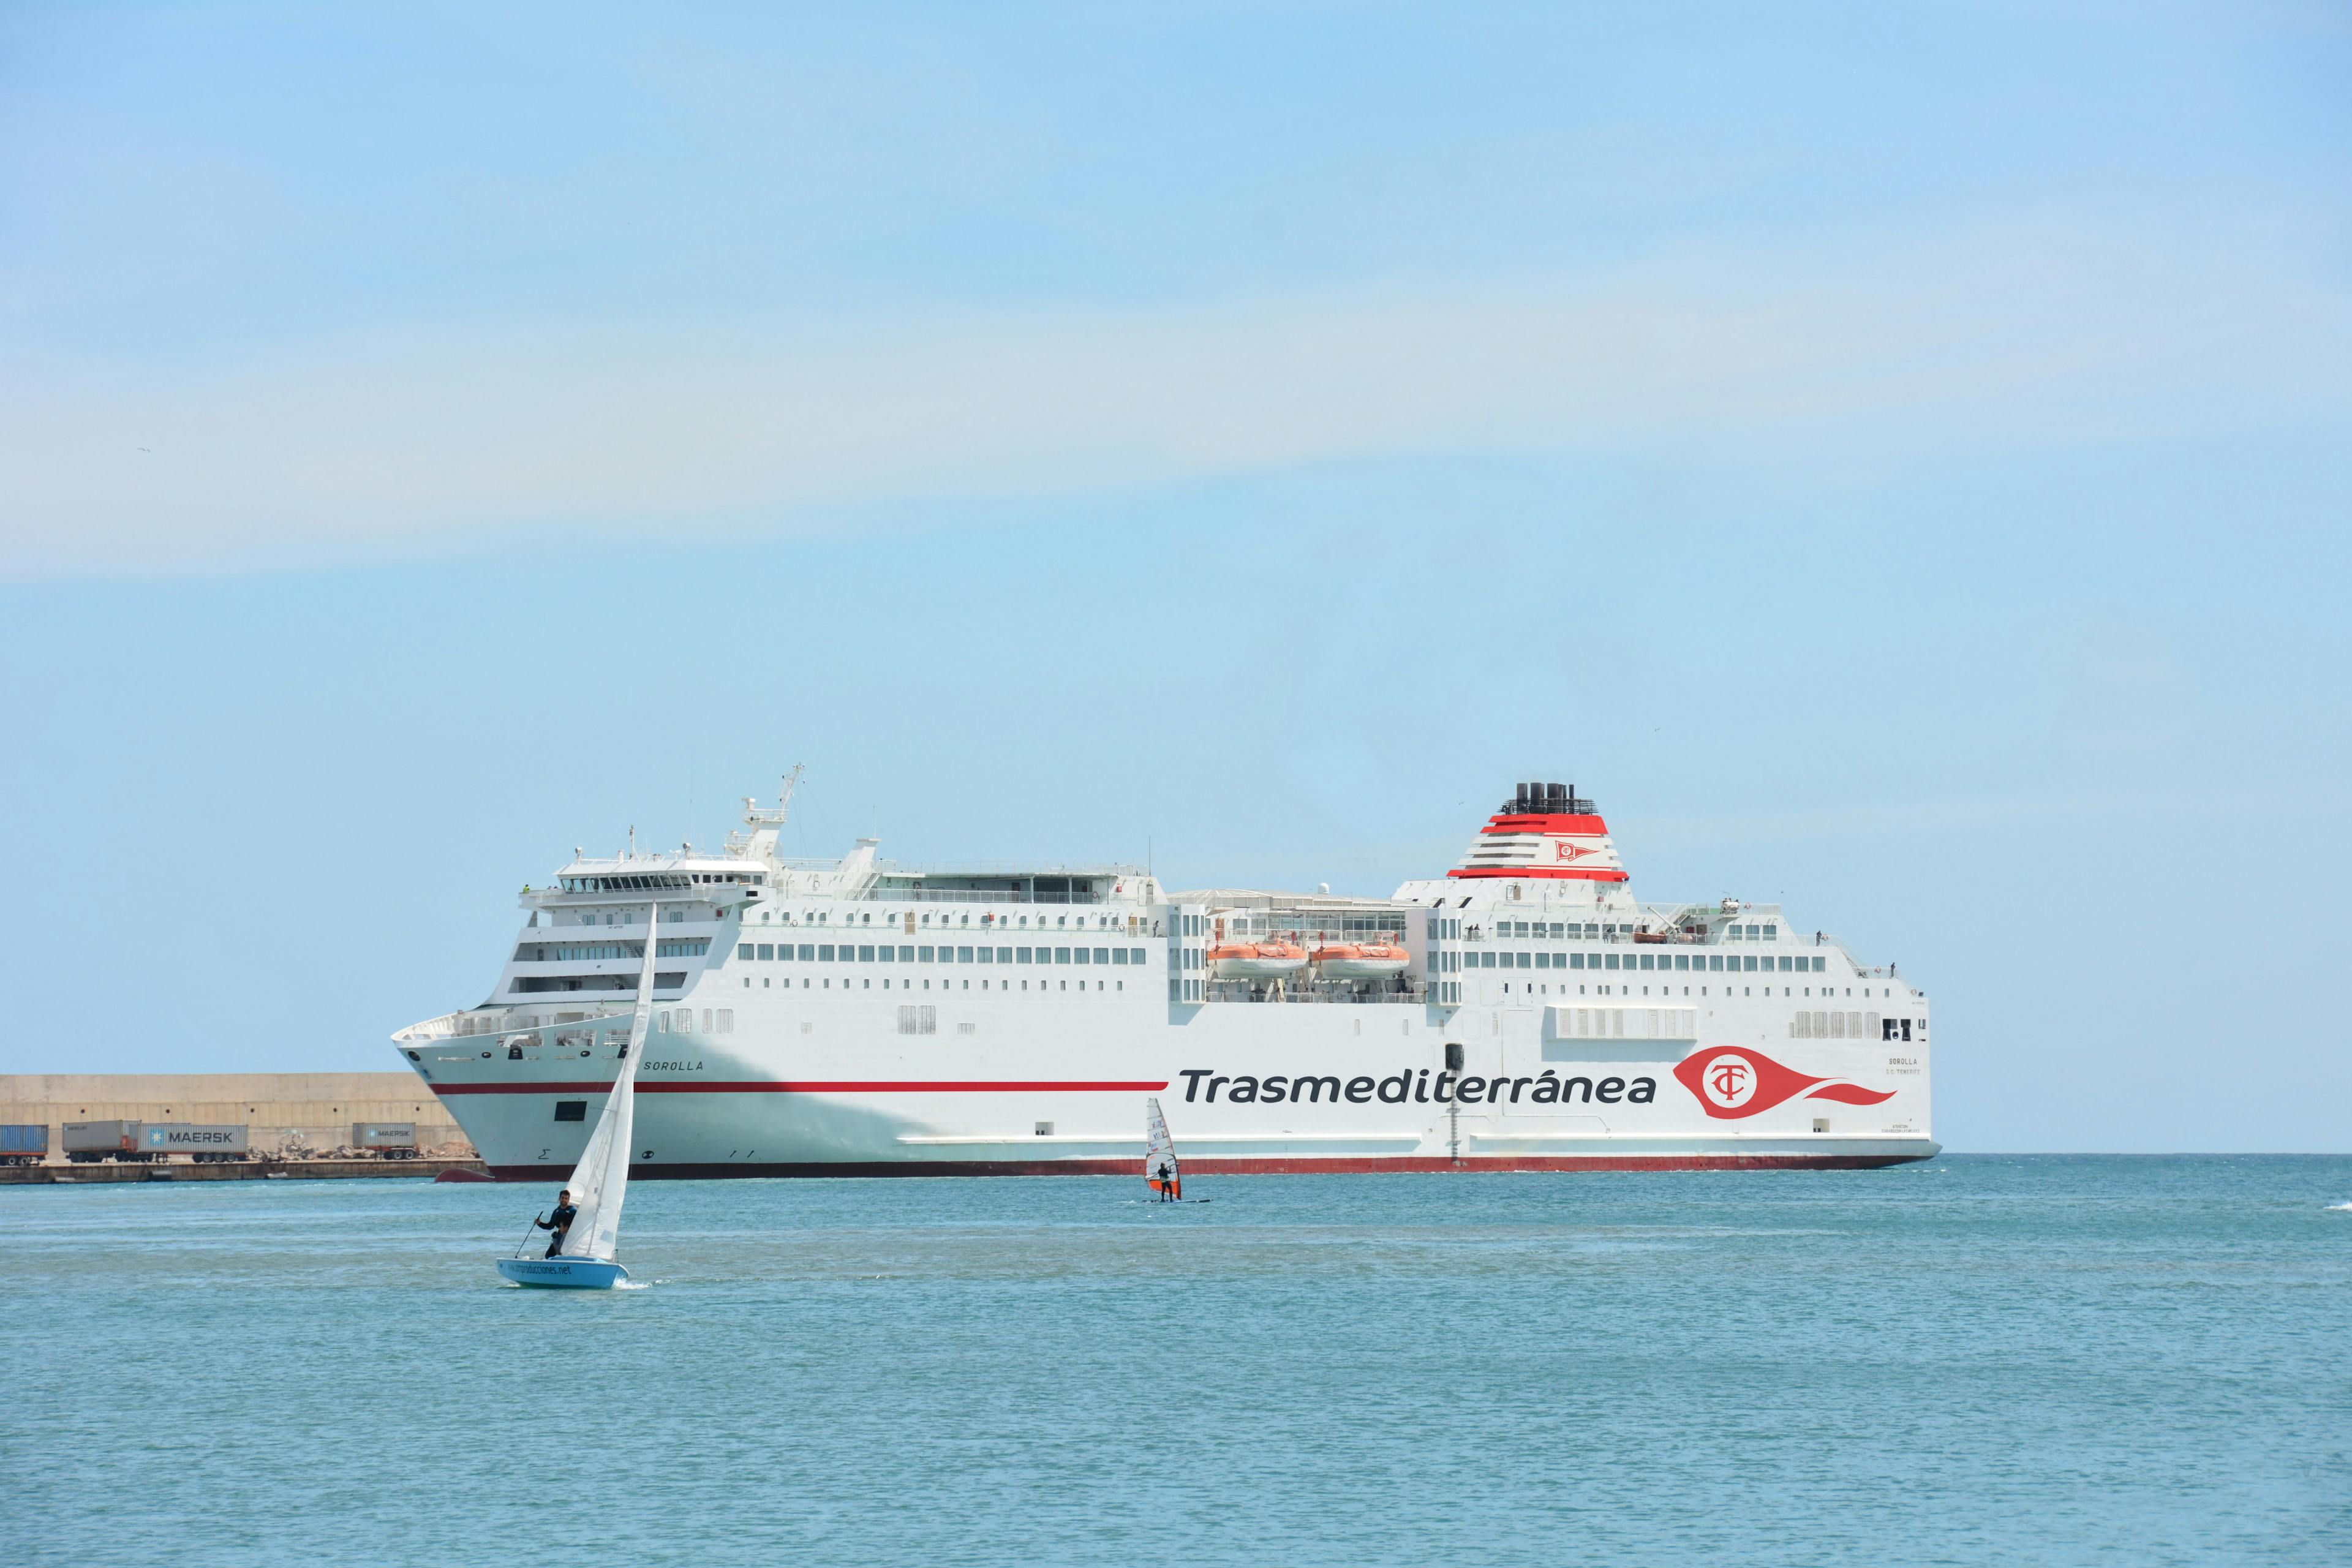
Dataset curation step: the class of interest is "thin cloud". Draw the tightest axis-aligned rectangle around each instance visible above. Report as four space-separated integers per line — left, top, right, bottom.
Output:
2 209 2342 579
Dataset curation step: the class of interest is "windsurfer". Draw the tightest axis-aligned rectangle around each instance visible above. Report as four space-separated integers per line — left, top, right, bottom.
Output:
535 1189 578 1257
1155 1160 1177 1201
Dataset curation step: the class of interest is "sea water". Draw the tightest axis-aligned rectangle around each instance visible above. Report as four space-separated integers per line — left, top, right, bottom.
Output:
3 1156 2346 1566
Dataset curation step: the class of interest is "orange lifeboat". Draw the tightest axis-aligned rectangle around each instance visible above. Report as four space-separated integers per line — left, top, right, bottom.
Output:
1310 938 1411 980
1206 937 1308 981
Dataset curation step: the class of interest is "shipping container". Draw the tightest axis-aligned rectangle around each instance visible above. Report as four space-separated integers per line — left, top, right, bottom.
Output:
63 1120 146 1162
0 1124 47 1166
352 1122 420 1158
142 1123 250 1163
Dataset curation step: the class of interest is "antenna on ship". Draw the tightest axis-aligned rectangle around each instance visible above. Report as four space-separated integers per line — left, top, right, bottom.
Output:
748 764 806 825
746 769 805 827
741 765 806 862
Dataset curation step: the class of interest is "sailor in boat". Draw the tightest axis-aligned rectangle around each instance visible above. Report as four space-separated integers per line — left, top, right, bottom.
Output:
535 1189 578 1257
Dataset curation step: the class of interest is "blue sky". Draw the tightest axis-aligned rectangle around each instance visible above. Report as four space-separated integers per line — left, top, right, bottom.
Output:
2 3 2346 1150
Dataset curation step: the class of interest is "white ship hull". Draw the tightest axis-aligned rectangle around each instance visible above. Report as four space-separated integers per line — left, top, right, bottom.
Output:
399 780 1937 1177
405 971 1939 1178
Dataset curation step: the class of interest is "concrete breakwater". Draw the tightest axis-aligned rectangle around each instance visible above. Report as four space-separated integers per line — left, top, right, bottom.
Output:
1 1156 487 1185
0 1072 475 1165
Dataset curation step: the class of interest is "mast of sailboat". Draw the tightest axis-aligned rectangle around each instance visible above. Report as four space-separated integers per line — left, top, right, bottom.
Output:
554 901 660 1261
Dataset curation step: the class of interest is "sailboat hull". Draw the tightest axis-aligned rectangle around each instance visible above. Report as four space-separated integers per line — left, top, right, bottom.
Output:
497 1256 628 1289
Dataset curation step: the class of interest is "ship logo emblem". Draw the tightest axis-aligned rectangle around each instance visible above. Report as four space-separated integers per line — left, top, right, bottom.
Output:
1552 841 1596 862
1703 1056 1755 1109
1673 1046 1895 1119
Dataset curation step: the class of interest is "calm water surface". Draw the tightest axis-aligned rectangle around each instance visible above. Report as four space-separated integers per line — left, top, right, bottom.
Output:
4 1156 2347 1566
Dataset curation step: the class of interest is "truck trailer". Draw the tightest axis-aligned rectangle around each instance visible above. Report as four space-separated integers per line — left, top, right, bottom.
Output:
63 1120 146 1163
351 1122 420 1159
141 1123 250 1163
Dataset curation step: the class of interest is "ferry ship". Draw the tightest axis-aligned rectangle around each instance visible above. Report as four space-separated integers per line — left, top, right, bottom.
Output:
396 777 1937 1177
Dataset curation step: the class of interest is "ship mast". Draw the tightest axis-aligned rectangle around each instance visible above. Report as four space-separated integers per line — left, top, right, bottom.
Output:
739 764 805 862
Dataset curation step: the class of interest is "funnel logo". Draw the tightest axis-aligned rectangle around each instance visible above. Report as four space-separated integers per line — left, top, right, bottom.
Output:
1674 1046 1895 1120
1552 841 1597 862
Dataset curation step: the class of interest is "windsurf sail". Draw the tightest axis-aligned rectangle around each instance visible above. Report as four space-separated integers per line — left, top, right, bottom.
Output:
1145 1096 1180 1199
558 903 660 1261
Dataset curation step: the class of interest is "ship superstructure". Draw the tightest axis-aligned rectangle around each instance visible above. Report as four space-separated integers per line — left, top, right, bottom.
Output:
397 778 1936 1176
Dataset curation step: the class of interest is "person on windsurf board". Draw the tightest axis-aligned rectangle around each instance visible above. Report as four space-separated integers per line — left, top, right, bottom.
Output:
1145 1098 1182 1201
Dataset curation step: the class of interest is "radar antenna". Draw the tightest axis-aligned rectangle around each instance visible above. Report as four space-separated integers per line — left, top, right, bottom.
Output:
744 764 806 827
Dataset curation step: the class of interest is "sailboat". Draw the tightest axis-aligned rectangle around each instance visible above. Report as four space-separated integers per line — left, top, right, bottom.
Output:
1145 1096 1181 1201
497 906 658 1289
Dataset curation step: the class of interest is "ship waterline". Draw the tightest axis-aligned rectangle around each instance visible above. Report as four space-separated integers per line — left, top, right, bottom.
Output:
399 779 1936 1176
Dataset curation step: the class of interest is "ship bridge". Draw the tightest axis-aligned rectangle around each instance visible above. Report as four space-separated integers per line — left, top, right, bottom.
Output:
553 864 767 895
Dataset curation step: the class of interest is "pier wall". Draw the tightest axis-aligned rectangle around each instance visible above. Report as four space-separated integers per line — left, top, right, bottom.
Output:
0 1073 473 1161
0 1157 486 1185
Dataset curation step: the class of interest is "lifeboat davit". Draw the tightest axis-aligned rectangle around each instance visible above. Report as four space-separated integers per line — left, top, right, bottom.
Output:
1206 938 1308 981
1311 939 1411 980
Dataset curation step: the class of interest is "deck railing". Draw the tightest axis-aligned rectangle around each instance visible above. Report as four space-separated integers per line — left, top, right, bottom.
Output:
1202 979 1428 1006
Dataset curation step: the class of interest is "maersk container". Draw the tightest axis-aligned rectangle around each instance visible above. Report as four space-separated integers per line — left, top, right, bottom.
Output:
0 1124 47 1166
352 1122 420 1158
63 1120 145 1162
142 1123 250 1163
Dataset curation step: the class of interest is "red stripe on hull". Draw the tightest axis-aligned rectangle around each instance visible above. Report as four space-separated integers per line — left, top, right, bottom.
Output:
482 1152 1932 1180
434 1079 1172 1096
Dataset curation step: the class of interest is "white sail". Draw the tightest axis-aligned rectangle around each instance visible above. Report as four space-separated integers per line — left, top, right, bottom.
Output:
559 905 660 1261
1145 1096 1180 1198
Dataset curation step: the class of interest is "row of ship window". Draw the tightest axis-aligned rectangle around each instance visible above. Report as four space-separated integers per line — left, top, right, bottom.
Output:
521 938 710 962
764 910 1129 930
749 977 1127 993
1440 951 1827 973
557 872 764 892
1433 919 1784 942
737 941 1152 967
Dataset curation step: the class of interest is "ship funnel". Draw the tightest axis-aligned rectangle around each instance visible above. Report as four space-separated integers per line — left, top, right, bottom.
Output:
1449 781 1627 883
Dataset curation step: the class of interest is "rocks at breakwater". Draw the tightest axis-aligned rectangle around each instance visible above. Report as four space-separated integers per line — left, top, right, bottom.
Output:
0 1157 488 1185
